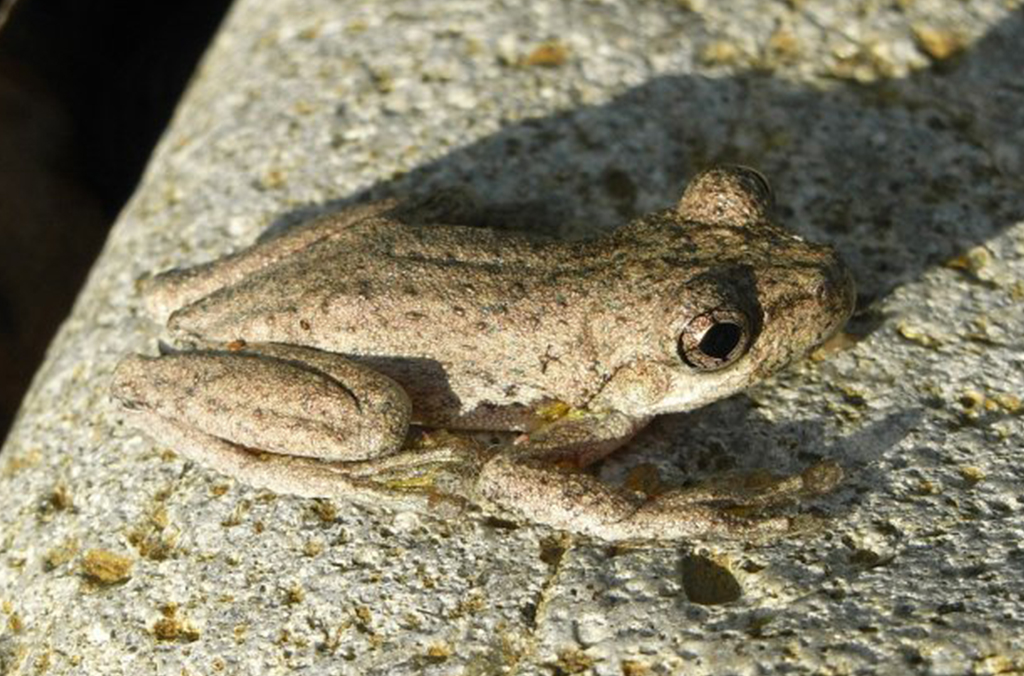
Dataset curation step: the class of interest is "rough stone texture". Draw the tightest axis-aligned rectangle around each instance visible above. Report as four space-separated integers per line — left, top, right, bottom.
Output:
2 1 1024 674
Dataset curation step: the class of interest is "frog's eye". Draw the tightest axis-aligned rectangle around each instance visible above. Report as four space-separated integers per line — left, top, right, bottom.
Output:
677 309 751 371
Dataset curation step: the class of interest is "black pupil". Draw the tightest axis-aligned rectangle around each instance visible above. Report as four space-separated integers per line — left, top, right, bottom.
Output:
699 323 742 360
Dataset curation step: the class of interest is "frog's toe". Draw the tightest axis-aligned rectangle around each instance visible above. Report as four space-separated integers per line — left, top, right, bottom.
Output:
662 460 844 508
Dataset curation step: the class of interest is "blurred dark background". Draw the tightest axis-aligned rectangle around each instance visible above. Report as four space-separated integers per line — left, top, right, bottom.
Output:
0 0 233 439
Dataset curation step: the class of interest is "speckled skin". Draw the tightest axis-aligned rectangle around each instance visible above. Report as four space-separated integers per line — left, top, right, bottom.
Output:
112 166 855 540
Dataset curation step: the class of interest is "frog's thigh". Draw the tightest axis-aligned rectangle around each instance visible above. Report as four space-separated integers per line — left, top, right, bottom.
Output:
477 457 835 541
111 344 411 462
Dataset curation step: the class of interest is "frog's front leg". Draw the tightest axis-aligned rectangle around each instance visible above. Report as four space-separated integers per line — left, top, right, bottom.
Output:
474 412 843 541
111 343 412 465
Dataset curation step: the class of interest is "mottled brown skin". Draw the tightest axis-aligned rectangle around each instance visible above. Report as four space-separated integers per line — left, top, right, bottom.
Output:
112 166 855 541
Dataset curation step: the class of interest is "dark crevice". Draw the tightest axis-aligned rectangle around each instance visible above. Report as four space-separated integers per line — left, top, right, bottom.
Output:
0 0 233 441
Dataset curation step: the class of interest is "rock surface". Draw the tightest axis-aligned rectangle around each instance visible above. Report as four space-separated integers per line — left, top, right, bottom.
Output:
2 1 1023 674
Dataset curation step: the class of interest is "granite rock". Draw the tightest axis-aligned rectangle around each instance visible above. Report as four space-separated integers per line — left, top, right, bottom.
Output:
2 1 1023 674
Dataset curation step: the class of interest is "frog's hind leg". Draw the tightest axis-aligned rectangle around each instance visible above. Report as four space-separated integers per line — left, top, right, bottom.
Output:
126 408 477 515
123 408 368 496
111 343 412 463
475 455 842 541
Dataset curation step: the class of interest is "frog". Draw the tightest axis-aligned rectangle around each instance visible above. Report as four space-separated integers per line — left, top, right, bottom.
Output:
111 165 855 541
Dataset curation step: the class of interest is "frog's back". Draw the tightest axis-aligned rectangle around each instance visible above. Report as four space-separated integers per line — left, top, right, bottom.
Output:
164 215 617 420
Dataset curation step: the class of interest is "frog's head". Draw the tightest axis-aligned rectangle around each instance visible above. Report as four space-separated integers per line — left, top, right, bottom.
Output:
604 166 855 416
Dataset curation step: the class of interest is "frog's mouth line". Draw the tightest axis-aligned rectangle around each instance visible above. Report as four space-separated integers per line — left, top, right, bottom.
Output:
650 360 762 415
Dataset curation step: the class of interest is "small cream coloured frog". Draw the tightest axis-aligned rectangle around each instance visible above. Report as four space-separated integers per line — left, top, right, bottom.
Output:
112 166 854 541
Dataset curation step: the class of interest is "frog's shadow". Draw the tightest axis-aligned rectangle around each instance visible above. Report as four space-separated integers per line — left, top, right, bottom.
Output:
269 8 1023 318
263 13 1018 515
603 398 924 517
